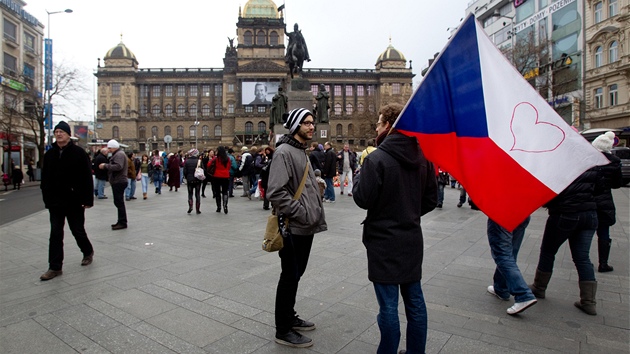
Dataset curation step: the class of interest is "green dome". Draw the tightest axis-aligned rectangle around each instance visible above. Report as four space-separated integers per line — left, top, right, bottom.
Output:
243 0 279 18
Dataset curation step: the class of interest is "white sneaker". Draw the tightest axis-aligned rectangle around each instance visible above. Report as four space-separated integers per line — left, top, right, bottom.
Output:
487 286 509 301
507 299 537 315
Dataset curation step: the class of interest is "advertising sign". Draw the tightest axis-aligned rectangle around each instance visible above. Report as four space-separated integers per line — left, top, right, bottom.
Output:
44 39 53 91
242 81 280 105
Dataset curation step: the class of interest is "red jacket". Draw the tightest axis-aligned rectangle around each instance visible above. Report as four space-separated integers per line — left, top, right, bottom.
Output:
209 156 230 179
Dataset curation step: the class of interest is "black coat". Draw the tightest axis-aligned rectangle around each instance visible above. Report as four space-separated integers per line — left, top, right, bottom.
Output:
183 156 200 184
41 141 94 208
545 167 600 214
593 152 623 226
309 148 325 171
322 148 337 178
352 133 437 284
92 153 109 181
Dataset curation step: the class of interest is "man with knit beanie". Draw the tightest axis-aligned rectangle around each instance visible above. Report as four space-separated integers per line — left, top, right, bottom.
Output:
40 121 95 280
591 132 623 272
266 108 327 348
99 139 128 230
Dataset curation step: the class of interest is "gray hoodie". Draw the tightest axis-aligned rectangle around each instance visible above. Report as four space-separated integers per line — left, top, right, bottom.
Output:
105 149 128 185
267 137 327 236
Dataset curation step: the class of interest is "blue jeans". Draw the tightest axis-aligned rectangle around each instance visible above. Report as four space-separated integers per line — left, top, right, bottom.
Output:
373 281 427 354
537 211 597 281
153 171 163 193
249 174 260 195
487 217 535 303
95 178 106 198
125 178 136 199
437 184 445 205
324 177 335 201
141 174 149 194
459 188 467 204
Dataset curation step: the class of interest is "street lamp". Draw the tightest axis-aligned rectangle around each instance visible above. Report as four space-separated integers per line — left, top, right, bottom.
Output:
44 8 72 149
193 119 200 148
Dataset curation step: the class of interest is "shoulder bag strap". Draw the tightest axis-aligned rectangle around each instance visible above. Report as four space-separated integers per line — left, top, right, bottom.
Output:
196 159 201 168
292 158 310 201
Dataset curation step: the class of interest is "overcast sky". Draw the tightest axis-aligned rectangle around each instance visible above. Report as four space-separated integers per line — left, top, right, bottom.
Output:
23 0 472 122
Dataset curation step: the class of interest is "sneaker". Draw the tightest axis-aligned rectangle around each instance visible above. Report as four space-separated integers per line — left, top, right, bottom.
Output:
129 197 137 200
40 269 62 281
340 191 343 195
507 299 537 315
81 252 94 266
347 193 352 197
275 330 313 348
98 196 108 199
292 316 316 331
111 224 128 230
487 286 509 301
436 204 442 208
457 202 463 208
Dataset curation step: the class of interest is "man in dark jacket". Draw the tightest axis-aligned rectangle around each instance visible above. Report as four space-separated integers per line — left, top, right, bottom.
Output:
93 148 109 199
308 142 324 171
352 104 437 354
99 139 128 230
322 142 337 202
530 167 601 315
40 121 95 281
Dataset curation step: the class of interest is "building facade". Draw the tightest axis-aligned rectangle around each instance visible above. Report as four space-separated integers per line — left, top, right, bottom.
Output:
467 0 586 127
583 0 629 129
1 0 44 173
95 0 414 153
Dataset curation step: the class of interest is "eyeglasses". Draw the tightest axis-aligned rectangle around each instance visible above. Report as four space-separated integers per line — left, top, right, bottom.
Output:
301 121 315 126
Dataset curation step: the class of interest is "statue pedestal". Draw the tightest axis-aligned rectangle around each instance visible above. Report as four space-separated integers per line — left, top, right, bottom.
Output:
287 78 313 112
316 123 330 142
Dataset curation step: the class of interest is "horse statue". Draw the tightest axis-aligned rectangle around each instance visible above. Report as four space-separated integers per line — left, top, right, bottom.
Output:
285 23 310 79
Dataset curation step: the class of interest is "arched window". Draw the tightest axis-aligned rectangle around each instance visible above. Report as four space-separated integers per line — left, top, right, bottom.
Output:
348 124 354 136
125 105 131 116
245 121 253 133
101 105 106 117
138 126 146 139
202 125 209 137
177 125 184 138
112 103 120 117
357 103 365 113
258 121 266 133
189 125 197 137
215 104 222 117
164 126 171 136
336 124 343 136
152 104 160 116
165 104 173 117
270 31 279 45
335 103 342 116
177 104 185 117
256 30 266 45
346 103 353 115
112 126 119 139
609 41 618 63
244 30 253 45
202 104 210 117
140 105 148 117
151 126 158 138
214 125 222 137
189 104 197 117
594 46 603 67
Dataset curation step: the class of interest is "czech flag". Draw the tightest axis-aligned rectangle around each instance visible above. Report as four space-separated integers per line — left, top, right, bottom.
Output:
395 14 609 231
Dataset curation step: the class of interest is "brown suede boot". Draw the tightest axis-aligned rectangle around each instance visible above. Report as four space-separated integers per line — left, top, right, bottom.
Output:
143 192 147 200
529 269 552 299
187 200 193 214
196 200 201 214
574 281 597 315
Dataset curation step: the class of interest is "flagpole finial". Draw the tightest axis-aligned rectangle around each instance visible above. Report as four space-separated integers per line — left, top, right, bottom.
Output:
120 33 123 43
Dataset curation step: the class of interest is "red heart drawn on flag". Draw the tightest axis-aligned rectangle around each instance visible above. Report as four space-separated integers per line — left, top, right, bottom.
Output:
510 102 565 153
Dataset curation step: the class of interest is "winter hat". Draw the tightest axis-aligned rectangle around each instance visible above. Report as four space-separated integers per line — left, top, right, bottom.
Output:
107 139 120 149
53 121 71 136
592 131 615 153
284 108 313 135
188 148 199 157
314 169 321 177
241 146 249 152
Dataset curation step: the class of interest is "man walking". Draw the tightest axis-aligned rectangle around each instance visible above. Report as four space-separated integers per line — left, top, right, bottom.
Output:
99 139 128 230
337 144 356 197
322 141 337 202
40 121 95 281
353 103 437 354
93 148 109 199
267 108 327 348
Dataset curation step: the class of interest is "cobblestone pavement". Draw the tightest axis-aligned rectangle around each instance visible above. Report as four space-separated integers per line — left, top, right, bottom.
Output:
1 184 628 353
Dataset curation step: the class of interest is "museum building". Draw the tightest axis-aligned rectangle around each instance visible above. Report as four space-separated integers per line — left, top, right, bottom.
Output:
94 0 414 152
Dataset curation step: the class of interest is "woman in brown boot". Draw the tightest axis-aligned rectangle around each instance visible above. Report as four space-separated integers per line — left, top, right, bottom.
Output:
183 149 202 214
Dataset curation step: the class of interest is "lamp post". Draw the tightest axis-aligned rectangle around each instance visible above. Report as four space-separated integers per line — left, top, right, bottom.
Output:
193 119 200 148
44 8 72 149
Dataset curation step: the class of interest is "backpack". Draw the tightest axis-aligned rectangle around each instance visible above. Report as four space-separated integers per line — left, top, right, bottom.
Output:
152 157 163 170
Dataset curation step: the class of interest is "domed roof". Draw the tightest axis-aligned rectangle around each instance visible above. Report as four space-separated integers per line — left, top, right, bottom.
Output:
104 41 137 61
243 0 279 18
376 42 406 64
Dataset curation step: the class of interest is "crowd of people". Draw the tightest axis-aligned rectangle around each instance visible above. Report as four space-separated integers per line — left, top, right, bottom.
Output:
31 110 623 353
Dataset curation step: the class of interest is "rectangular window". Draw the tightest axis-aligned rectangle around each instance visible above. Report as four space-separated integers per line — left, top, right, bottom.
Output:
3 52 17 74
202 85 211 96
392 83 401 95
334 85 342 96
190 85 198 97
228 83 234 92
257 106 266 113
140 86 148 97
357 85 364 97
177 85 185 96
594 88 603 109
594 2 602 23
539 0 548 9
245 106 253 113
609 84 618 106
215 84 223 97
368 85 375 96
3 19 17 42
165 85 173 97
311 84 318 96
24 32 35 52
494 25 512 45
345 85 353 96
112 83 121 96
228 103 235 114
152 86 160 97
609 0 617 17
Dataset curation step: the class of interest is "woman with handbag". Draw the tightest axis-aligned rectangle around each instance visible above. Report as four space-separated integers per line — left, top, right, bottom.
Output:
201 149 214 198
209 146 231 214
140 154 150 200
183 149 203 214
